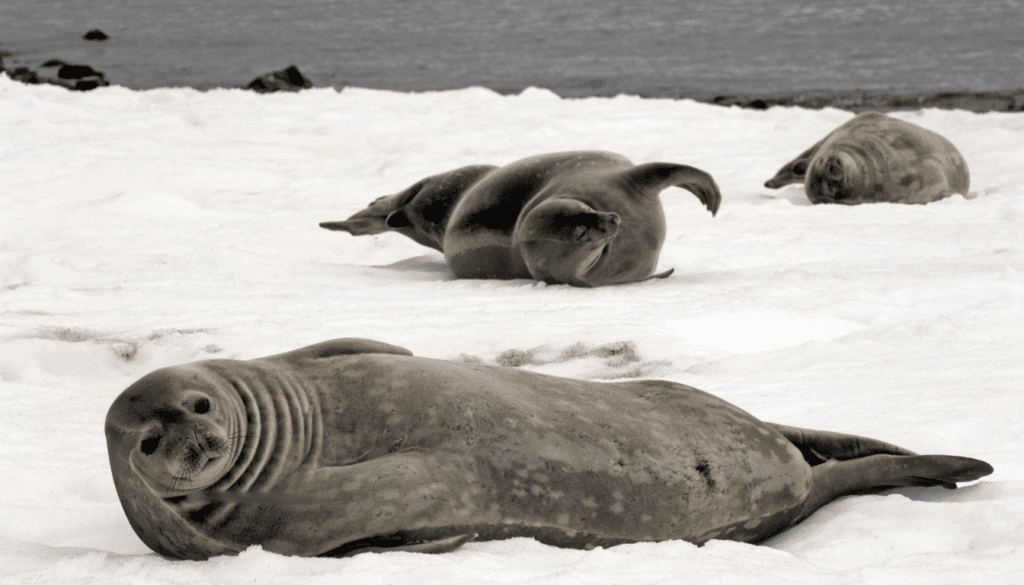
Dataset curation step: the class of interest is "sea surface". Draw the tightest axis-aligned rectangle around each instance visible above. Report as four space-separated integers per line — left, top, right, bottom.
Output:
2 0 1023 97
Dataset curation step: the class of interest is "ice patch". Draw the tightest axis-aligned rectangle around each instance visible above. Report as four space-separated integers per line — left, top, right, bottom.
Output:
461 341 672 380
0 327 221 389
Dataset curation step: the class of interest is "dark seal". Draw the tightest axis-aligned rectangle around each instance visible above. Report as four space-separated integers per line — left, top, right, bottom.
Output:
105 338 993 560
764 112 970 204
320 151 722 286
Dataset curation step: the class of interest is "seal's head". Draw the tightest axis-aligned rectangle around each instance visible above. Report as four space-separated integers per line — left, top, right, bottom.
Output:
516 198 627 286
106 366 246 499
805 150 870 204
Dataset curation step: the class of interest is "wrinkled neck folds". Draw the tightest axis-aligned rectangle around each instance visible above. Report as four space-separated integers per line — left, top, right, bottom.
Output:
189 362 323 523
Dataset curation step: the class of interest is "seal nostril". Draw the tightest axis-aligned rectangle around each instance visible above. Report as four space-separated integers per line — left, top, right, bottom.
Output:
194 398 210 414
140 436 161 455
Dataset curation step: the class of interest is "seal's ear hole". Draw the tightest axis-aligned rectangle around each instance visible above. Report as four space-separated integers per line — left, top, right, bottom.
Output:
193 398 211 414
140 436 161 455
792 161 808 176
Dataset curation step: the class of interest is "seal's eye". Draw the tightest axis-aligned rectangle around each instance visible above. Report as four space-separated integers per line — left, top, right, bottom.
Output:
140 436 161 455
193 398 210 414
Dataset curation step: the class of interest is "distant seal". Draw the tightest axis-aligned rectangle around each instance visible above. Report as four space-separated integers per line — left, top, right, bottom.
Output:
764 112 970 205
320 151 722 286
106 338 993 560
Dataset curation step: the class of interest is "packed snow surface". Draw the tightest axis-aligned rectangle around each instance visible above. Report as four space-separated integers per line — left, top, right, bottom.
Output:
1 77 1022 583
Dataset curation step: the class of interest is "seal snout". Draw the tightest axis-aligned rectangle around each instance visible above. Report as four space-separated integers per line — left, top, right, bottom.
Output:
121 385 239 498
823 156 845 181
585 211 620 244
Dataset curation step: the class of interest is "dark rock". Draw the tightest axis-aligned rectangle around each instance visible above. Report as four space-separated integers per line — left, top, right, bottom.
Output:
8 67 41 84
58 63 103 80
83 29 109 41
77 75 109 90
4 58 109 90
51 60 109 89
42 77 77 90
245 65 313 93
72 79 104 91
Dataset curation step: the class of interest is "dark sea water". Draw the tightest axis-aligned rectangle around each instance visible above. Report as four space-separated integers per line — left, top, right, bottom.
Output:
2 0 1023 98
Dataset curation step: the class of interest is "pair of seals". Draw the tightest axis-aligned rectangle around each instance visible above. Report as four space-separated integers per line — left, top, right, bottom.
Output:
320 151 721 287
765 112 970 204
105 338 993 560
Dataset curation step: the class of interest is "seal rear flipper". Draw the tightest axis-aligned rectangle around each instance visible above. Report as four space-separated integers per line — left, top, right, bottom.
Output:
774 454 993 537
768 423 918 465
266 338 414 362
764 141 821 189
622 163 722 216
319 190 415 236
323 164 498 250
791 454 993 530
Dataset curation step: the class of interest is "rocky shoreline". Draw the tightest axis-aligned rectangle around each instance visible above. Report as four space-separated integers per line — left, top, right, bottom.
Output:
1 54 313 94
3 31 1023 112
699 89 1024 113
1 29 314 94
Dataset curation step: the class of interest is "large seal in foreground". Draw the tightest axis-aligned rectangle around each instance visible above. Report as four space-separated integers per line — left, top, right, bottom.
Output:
105 338 992 560
320 151 721 286
764 112 970 204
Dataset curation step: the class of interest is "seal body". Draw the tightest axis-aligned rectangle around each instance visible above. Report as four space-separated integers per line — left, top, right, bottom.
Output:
106 339 993 560
320 152 721 286
764 112 970 205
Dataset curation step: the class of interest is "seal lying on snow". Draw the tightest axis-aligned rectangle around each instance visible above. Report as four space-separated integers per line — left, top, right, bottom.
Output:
320 151 721 286
764 111 970 204
105 338 993 560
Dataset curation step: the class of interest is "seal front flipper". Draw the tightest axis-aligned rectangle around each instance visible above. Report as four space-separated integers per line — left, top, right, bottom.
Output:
336 533 477 557
647 268 674 280
764 140 821 189
622 162 723 216
266 338 414 362
517 199 621 244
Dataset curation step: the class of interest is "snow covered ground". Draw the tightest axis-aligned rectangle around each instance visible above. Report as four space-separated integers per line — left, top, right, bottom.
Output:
1 76 1022 583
